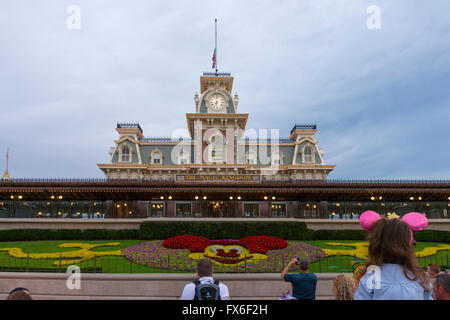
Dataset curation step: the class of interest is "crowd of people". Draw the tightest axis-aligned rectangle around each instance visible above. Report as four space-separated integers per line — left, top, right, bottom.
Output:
181 215 450 301
5 214 450 301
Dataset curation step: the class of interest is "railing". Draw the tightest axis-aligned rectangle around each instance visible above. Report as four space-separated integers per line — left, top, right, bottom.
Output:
140 137 194 143
0 253 448 274
117 123 143 132
2 178 450 184
290 124 317 134
202 72 231 77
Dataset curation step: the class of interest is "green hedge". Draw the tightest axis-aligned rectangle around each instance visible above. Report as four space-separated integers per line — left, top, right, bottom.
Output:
139 221 315 240
0 229 139 241
139 222 450 242
0 223 447 242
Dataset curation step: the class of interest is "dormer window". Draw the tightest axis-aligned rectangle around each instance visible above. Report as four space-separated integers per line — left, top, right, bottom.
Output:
271 152 282 166
121 147 130 162
246 151 257 165
178 149 189 165
151 151 162 164
303 147 314 163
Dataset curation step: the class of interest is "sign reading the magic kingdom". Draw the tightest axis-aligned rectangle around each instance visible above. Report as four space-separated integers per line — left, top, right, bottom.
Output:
176 174 261 182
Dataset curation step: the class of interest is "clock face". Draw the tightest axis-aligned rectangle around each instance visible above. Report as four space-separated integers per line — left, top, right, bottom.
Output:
209 94 225 112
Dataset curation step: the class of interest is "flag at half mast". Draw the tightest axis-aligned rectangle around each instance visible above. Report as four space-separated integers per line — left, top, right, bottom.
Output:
212 18 217 70
212 48 216 69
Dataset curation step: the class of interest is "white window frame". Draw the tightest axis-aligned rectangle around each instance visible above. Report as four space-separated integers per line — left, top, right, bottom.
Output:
178 149 190 165
303 146 314 163
119 145 131 163
271 151 283 166
246 151 257 165
151 150 162 165
208 134 225 163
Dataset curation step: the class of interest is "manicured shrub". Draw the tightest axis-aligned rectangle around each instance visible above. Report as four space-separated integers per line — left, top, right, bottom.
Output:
0 229 139 241
139 222 312 240
0 223 447 242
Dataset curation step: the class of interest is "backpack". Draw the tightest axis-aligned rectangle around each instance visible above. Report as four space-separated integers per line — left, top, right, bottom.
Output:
193 280 221 300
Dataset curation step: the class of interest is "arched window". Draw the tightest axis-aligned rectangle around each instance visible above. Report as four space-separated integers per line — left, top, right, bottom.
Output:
271 152 282 166
246 151 256 165
152 151 161 164
121 147 130 162
210 135 224 163
178 149 189 165
303 147 313 163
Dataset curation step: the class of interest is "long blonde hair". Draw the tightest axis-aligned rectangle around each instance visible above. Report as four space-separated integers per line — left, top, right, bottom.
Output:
334 274 354 300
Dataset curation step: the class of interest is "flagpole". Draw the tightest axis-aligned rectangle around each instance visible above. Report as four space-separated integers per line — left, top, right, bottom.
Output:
6 148 8 172
215 18 218 74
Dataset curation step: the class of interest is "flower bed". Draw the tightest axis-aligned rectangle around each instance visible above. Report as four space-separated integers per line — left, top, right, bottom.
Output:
121 240 326 272
163 234 288 254
0 243 123 266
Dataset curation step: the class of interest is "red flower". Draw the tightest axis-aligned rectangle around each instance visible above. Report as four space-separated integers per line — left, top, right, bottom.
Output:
163 234 287 254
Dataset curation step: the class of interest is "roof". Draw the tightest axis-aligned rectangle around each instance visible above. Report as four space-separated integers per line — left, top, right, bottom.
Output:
117 123 143 133
290 124 317 135
1 178 448 201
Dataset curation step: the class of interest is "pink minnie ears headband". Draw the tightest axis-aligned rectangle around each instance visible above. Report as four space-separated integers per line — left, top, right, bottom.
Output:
359 210 428 243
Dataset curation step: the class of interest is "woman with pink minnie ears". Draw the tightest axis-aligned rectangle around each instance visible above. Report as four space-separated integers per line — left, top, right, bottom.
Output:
354 211 433 300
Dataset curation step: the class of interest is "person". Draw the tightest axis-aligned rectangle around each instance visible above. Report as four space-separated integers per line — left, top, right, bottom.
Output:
281 258 317 300
427 263 440 281
7 287 32 300
354 216 433 300
334 274 355 300
434 273 450 300
181 258 230 300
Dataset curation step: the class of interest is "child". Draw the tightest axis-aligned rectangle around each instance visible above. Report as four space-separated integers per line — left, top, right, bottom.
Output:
354 211 433 300
334 274 355 300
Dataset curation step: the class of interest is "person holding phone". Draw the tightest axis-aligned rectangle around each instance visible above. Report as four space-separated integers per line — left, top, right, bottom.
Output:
281 258 317 300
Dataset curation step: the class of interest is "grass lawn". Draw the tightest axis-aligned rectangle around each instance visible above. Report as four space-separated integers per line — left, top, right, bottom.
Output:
0 240 447 274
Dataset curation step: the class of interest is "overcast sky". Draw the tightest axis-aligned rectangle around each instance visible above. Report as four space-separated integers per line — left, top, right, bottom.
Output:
0 0 449 179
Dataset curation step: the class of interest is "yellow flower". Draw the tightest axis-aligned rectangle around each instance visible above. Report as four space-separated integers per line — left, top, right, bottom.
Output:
0 242 123 265
323 242 450 260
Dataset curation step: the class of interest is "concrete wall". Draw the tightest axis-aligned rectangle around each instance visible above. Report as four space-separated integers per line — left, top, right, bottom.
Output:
0 218 448 231
0 272 338 300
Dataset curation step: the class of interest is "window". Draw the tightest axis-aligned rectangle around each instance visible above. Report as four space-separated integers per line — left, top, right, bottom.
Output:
243 203 259 217
121 147 130 162
149 202 164 217
152 152 161 164
176 203 192 217
178 149 189 165
303 203 318 218
210 135 224 163
303 147 313 163
246 151 256 165
271 203 286 217
272 152 282 166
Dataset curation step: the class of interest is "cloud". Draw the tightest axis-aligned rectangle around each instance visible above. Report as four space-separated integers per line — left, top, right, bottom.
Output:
0 0 449 179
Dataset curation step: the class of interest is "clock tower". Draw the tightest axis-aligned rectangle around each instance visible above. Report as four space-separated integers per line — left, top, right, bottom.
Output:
187 72 248 165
